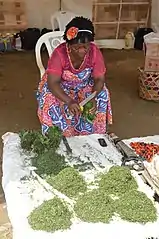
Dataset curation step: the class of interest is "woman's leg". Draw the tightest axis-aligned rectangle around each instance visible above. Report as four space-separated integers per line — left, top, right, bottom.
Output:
93 87 112 134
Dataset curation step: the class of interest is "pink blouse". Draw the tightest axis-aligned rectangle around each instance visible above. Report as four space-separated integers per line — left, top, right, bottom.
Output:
46 42 106 78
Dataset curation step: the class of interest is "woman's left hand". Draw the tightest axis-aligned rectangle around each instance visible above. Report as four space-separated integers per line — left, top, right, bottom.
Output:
89 98 97 114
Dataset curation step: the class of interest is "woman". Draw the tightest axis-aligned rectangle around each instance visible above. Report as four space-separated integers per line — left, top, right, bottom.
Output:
37 17 112 137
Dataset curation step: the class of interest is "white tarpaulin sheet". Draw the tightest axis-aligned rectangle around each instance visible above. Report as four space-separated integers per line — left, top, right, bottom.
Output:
2 132 159 239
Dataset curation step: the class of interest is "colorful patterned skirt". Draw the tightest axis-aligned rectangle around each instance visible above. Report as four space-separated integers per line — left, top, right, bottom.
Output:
37 73 112 137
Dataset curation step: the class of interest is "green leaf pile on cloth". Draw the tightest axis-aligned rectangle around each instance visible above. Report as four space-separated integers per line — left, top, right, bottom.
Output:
19 129 157 231
74 189 114 223
98 166 138 196
28 197 72 232
47 167 87 198
19 127 67 177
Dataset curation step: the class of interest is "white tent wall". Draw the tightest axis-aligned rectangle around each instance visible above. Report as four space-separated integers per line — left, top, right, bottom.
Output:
25 0 60 29
151 0 159 32
25 0 92 29
25 0 159 30
24 0 159 48
62 0 93 19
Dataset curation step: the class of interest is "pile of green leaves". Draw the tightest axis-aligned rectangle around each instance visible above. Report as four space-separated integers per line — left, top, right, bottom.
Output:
82 101 96 123
114 190 157 223
32 150 66 177
47 167 87 198
27 165 157 232
74 166 157 224
28 197 72 232
99 165 138 196
19 127 62 154
19 127 66 177
74 189 114 223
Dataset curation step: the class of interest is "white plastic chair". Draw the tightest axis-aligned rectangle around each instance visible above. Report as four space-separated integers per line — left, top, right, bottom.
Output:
35 31 64 78
50 11 76 31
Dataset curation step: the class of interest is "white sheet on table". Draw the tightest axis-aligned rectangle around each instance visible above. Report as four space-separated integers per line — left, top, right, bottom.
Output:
2 132 159 239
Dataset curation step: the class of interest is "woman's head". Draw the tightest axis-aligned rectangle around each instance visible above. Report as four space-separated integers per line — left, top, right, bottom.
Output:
64 16 95 58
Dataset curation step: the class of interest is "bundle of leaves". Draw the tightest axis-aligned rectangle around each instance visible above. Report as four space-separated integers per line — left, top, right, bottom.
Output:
19 130 38 152
19 127 66 177
47 167 87 198
114 190 157 223
99 166 138 196
19 126 62 155
28 197 72 232
82 101 96 123
74 189 114 223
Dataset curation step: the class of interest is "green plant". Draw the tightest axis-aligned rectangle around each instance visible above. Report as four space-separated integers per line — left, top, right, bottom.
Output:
74 189 114 223
19 126 62 155
32 150 67 177
82 101 96 123
19 130 39 152
28 197 72 232
19 127 65 177
99 166 138 196
47 167 87 198
115 190 157 223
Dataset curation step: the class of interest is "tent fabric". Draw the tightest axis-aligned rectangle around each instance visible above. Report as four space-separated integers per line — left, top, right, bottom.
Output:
24 0 159 35
25 0 92 29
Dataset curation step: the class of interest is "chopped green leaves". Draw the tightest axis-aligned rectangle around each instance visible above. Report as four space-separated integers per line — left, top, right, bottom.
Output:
28 197 72 232
47 167 87 198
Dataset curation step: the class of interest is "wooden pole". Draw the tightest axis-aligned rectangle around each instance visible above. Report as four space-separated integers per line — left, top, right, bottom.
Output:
116 0 123 39
59 0 62 11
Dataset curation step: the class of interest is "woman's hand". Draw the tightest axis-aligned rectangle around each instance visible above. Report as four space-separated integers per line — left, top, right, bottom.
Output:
89 98 97 114
68 99 81 115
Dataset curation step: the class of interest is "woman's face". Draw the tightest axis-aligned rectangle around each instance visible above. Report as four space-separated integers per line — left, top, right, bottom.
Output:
69 42 90 59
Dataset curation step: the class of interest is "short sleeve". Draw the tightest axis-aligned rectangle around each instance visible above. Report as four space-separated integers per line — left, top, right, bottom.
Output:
46 48 62 77
92 45 106 78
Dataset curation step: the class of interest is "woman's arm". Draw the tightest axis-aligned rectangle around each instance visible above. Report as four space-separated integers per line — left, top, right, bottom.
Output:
46 50 71 104
92 45 106 95
48 74 80 115
48 74 71 104
46 49 80 115
92 75 105 94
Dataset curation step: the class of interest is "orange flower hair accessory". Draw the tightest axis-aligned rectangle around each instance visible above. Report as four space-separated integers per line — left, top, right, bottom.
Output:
66 27 78 40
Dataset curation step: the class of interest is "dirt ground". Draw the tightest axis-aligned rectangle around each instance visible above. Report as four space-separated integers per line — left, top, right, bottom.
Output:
1 49 159 238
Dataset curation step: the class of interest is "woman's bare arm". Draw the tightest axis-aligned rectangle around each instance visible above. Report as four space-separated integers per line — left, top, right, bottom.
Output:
48 74 81 115
93 75 105 95
48 74 71 104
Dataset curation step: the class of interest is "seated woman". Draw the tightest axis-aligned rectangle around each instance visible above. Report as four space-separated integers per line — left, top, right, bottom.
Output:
37 16 112 137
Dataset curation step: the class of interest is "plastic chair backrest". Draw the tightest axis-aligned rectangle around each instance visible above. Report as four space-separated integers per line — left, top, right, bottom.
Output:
35 31 64 78
50 11 76 31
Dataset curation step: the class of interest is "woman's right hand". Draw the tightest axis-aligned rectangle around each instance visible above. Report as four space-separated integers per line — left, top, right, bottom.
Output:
68 99 81 115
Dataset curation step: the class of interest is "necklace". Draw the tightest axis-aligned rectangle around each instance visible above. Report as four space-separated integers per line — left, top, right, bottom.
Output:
66 44 88 71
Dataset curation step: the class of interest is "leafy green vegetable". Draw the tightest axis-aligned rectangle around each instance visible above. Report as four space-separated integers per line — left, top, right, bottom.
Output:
28 165 157 232
115 190 157 223
82 101 96 123
84 101 93 110
87 113 96 122
74 189 114 223
28 197 72 232
47 167 87 198
32 150 67 177
19 130 39 152
19 126 62 154
99 166 138 196
47 126 62 150
19 126 65 177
